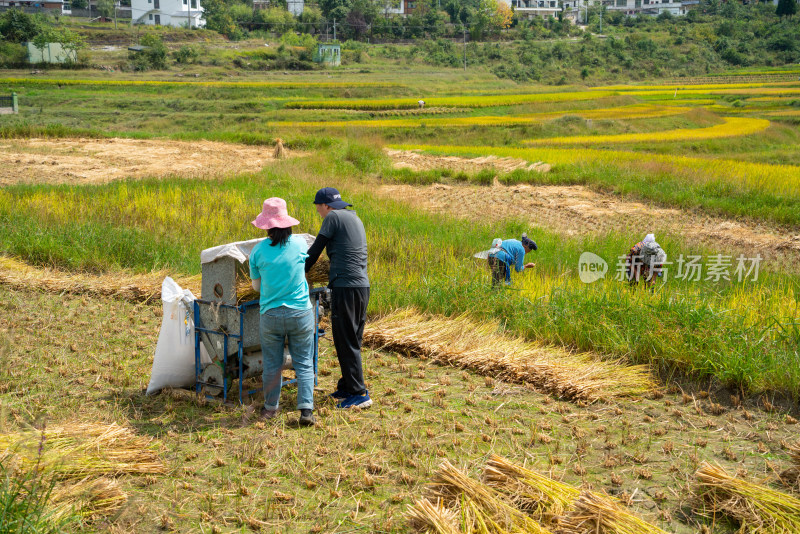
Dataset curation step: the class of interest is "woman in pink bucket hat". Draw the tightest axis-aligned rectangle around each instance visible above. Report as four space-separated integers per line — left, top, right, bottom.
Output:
249 198 316 426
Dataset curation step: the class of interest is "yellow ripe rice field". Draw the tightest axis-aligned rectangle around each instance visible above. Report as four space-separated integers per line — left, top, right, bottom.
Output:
283 91 619 110
625 88 800 99
746 96 800 103
593 81 800 91
521 117 770 146
764 110 800 117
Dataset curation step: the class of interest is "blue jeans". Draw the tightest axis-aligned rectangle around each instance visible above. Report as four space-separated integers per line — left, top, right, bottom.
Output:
259 306 315 411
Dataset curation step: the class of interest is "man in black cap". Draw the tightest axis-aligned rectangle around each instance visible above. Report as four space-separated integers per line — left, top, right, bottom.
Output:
305 187 372 409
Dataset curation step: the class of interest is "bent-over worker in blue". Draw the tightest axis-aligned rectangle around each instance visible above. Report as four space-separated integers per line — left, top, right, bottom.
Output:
487 234 537 287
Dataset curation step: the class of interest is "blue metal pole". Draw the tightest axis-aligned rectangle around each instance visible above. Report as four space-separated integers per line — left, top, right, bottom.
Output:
238 303 245 405
194 300 201 396
223 334 229 403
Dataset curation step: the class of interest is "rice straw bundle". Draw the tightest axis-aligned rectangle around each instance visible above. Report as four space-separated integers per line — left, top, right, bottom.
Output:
426 460 552 534
306 258 330 286
695 462 800 533
273 138 287 159
363 309 654 402
0 422 164 479
407 498 461 534
0 255 200 303
483 455 579 521
50 477 127 521
557 491 669 534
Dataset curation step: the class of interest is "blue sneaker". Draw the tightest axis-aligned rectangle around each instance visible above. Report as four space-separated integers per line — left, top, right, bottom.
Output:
336 391 373 410
329 390 348 400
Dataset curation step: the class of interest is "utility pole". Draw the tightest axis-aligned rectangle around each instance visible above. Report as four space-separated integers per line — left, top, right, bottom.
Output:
333 18 336 40
113 0 117 28
188 0 192 29
599 2 602 33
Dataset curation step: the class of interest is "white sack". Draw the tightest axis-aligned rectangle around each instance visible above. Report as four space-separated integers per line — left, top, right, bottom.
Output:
146 277 211 395
199 234 315 265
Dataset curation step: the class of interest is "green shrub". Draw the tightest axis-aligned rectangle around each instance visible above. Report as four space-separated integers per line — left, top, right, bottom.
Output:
130 34 168 71
0 41 27 68
173 44 200 64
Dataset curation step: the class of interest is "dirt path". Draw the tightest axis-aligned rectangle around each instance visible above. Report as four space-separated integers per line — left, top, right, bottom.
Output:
0 137 292 186
383 150 800 270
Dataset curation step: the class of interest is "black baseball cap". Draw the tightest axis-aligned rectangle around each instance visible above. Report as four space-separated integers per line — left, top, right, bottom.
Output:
313 187 351 209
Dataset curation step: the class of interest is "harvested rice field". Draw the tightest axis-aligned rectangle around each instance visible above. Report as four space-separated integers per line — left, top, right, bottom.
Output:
2 62 800 534
0 137 292 186
3 287 800 533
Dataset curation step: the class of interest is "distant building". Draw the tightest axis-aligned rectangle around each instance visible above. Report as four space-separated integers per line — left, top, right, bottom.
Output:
512 0 560 20
131 0 204 27
314 43 340 66
0 0 69 13
380 0 404 15
253 0 303 15
286 0 302 15
561 0 696 21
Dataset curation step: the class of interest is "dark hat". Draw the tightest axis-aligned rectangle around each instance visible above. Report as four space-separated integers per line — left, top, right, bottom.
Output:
313 187 351 209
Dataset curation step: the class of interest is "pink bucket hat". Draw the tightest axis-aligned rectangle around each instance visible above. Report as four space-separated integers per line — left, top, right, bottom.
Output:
252 197 300 230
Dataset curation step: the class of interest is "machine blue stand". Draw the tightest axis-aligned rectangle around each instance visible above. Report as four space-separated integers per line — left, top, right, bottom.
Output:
194 287 328 404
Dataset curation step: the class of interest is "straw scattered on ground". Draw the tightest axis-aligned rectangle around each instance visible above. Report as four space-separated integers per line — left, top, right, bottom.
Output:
1 422 163 522
483 454 579 522
425 460 552 534
363 308 655 402
779 442 800 490
695 461 800 533
407 498 461 534
50 477 128 522
0 422 164 479
0 256 200 303
557 491 670 534
408 457 669 534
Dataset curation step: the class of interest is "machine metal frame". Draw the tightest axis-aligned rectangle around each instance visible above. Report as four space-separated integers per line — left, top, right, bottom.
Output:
194 287 327 404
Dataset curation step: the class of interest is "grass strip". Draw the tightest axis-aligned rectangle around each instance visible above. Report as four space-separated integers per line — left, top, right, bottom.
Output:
0 78 401 89
277 105 689 128
362 308 655 402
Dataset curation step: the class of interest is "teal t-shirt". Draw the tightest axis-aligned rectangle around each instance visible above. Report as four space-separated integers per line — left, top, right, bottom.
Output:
249 235 311 313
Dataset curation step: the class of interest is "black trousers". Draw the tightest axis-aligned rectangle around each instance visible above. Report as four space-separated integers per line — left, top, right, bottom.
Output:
330 286 370 396
488 257 508 287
